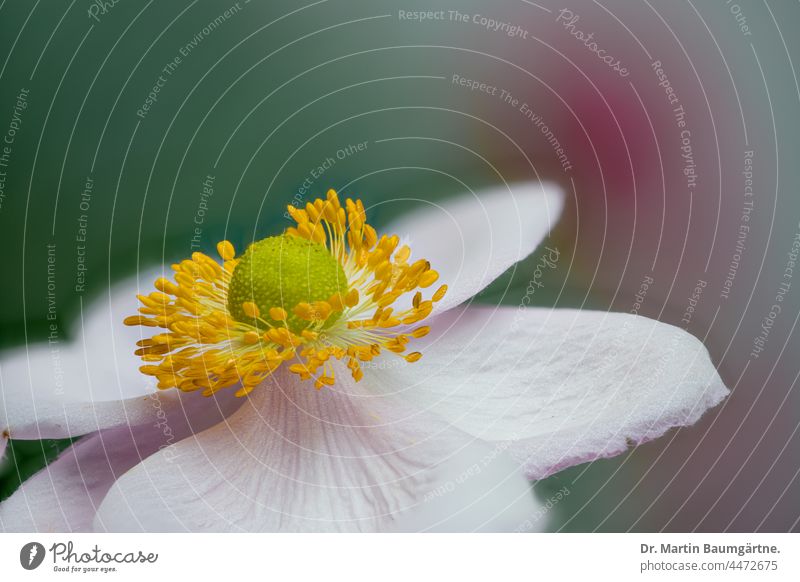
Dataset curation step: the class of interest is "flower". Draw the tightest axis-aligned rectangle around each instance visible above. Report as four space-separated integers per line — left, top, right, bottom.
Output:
125 190 448 397
0 182 728 532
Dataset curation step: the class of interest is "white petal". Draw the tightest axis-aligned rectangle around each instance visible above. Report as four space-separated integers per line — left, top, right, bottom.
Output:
0 388 242 533
93 367 544 532
384 181 563 313
390 447 547 532
377 306 729 480
0 267 180 439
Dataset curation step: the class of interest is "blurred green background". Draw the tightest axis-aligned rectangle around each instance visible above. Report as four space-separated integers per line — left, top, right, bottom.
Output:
1 0 798 531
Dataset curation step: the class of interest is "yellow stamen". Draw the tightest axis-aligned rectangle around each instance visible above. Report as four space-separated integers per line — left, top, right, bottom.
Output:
242 302 260 318
411 326 430 338
269 307 288 321
126 190 446 396
432 284 448 302
217 240 236 261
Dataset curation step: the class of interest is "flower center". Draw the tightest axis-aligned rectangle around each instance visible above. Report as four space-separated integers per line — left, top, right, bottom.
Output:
227 235 346 334
125 189 447 397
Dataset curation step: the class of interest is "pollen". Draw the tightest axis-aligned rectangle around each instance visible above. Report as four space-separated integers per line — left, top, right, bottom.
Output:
125 189 446 397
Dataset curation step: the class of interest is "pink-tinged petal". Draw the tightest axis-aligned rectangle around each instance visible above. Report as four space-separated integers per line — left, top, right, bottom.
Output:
93 367 543 532
384 181 563 314
377 306 729 480
0 388 242 533
0 267 181 439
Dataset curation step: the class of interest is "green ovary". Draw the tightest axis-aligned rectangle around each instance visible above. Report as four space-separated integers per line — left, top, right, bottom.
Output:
227 235 347 333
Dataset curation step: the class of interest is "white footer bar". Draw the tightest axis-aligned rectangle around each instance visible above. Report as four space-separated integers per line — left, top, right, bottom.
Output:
1 533 797 581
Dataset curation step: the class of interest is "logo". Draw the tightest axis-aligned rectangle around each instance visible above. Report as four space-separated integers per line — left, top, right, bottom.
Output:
19 542 46 570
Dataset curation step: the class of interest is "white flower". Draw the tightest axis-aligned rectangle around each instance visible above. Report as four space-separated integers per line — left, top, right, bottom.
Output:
0 182 727 532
